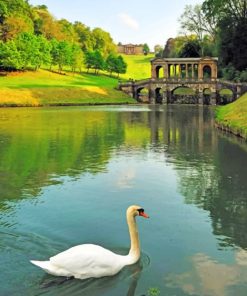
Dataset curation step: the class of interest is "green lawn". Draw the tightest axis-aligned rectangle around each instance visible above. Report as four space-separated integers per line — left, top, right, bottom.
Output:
0 70 135 106
119 54 154 80
0 54 155 107
216 92 247 139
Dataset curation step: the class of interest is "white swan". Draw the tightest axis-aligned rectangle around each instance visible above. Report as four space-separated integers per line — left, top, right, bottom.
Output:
30 205 149 279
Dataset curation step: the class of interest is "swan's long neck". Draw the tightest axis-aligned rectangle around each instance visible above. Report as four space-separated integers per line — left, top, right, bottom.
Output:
126 212 140 264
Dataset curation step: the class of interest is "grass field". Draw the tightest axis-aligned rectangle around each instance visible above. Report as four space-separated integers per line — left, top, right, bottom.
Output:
119 54 154 80
0 54 155 106
216 92 247 139
0 70 135 106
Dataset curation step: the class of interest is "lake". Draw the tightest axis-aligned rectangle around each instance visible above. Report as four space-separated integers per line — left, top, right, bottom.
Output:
0 105 247 296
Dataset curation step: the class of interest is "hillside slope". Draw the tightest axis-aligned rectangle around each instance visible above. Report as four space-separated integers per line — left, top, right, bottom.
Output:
0 70 135 107
216 93 247 139
119 54 154 80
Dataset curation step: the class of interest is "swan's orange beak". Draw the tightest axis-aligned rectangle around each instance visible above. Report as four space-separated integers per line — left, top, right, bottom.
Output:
139 211 149 218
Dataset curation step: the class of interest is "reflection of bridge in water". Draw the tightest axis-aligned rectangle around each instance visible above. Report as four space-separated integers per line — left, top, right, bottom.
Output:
118 57 247 105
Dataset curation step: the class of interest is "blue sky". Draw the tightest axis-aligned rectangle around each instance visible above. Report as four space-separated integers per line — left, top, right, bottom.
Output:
29 0 201 50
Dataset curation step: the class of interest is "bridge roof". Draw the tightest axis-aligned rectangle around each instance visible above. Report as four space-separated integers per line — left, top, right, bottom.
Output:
151 57 218 63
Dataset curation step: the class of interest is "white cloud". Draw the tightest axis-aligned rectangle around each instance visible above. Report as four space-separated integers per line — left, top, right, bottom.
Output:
118 13 139 30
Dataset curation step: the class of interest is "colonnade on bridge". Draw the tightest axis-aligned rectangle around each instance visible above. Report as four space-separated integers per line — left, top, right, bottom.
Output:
151 57 218 80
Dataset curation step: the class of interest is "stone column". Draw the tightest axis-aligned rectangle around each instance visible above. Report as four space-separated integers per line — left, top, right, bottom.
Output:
167 90 172 103
178 64 182 78
149 89 155 104
163 90 168 104
192 64 194 79
210 92 217 105
186 64 188 79
198 64 203 80
164 63 169 79
197 89 203 105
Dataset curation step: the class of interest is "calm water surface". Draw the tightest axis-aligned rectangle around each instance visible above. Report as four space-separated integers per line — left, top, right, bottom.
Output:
0 105 247 296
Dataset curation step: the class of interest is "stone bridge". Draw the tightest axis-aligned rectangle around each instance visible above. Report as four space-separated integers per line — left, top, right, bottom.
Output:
118 57 247 104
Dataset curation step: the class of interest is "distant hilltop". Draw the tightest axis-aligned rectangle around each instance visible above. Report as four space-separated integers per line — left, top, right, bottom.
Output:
117 43 144 55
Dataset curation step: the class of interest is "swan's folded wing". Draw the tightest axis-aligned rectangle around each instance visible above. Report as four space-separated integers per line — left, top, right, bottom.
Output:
50 244 125 278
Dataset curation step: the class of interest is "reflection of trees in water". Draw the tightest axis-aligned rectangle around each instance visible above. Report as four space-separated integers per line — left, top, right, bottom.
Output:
146 105 247 249
1 106 247 250
0 109 125 207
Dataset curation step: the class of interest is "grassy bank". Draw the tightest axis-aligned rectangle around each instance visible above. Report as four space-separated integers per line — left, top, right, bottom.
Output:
0 70 135 107
0 54 154 107
216 92 247 140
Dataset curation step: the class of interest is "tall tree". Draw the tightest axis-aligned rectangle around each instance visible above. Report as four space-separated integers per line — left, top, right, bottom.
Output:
91 27 116 56
202 0 247 70
143 43 150 55
74 21 94 52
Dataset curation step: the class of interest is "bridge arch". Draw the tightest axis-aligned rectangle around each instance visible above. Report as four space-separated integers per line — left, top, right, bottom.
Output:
171 86 197 104
203 88 211 105
203 65 212 79
136 87 149 103
218 88 234 105
155 65 164 78
155 87 163 104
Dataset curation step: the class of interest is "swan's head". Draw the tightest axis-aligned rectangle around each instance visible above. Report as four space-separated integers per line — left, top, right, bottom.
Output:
127 205 149 218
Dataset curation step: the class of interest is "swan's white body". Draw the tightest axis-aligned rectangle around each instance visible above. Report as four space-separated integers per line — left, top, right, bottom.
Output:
31 205 148 280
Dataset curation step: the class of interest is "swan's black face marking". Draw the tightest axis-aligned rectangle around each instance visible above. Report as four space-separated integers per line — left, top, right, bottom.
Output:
137 208 144 214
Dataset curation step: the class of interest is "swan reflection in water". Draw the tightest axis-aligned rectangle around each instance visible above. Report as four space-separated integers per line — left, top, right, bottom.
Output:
39 252 149 296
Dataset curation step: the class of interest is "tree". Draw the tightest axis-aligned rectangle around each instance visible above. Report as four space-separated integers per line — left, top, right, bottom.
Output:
91 27 116 56
105 54 127 77
84 50 105 74
143 43 150 55
1 14 33 41
179 4 217 56
0 1 8 24
154 45 163 57
73 21 94 52
105 53 117 76
179 39 201 57
115 55 127 77
56 40 72 72
58 19 78 43
202 0 247 70
70 43 84 72
0 40 21 70
202 0 247 23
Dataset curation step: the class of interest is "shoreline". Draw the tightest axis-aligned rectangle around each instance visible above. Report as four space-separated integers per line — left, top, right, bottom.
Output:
215 121 247 141
0 102 137 108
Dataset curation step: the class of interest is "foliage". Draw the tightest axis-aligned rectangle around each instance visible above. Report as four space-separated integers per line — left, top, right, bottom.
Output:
179 4 217 56
147 287 161 296
202 0 247 71
74 21 94 52
143 43 150 55
0 39 21 70
0 0 117 73
154 45 163 57
179 39 201 57
179 4 217 40
84 50 105 74
91 27 116 56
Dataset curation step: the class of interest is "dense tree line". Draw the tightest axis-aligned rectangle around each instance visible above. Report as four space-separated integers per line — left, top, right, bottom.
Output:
163 0 247 82
0 0 127 76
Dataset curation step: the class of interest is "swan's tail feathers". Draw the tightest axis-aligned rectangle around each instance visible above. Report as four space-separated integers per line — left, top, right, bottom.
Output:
30 260 52 273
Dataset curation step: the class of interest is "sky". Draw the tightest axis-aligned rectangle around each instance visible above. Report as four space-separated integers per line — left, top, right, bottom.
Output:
29 0 201 50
